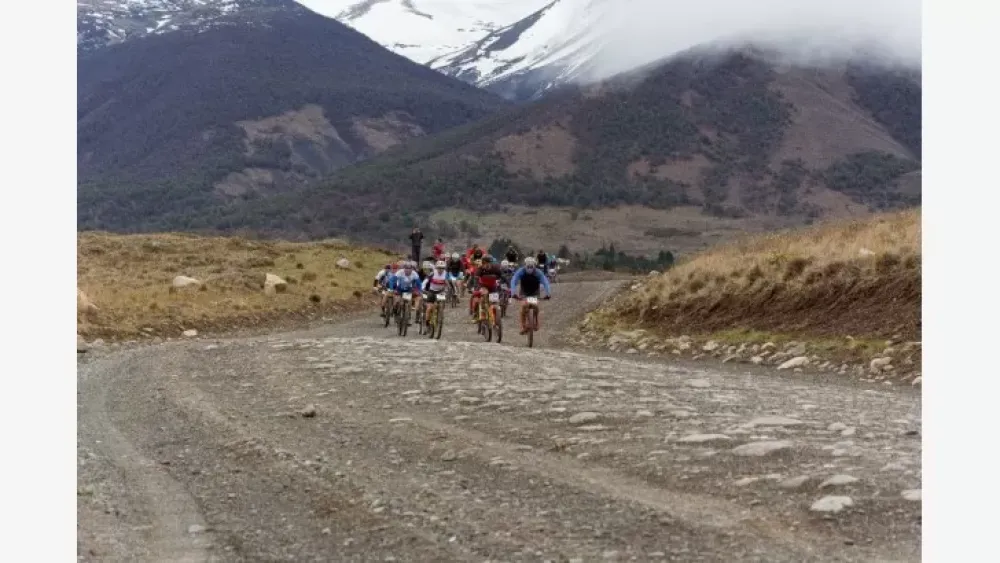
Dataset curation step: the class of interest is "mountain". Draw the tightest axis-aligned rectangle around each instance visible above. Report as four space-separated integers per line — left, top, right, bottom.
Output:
307 0 551 66
77 0 511 230
137 50 920 249
428 0 618 100
311 0 613 100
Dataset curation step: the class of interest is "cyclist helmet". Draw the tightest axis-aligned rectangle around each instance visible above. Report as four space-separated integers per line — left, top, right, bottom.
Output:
524 257 537 269
435 260 446 269
501 259 509 268
483 255 494 263
451 252 460 260
384 264 391 269
422 260 433 270
403 261 414 271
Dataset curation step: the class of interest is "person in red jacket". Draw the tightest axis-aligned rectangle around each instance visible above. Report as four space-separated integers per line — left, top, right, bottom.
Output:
431 238 446 261
470 255 504 320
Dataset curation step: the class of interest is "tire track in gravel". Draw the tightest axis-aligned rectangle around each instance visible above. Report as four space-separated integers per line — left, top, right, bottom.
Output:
78 280 920 561
78 355 213 562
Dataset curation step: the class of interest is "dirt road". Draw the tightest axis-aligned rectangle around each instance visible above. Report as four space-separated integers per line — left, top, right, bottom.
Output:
78 280 921 562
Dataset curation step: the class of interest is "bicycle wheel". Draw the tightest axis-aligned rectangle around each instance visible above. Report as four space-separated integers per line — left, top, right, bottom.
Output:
425 304 435 339
383 299 392 328
527 307 536 348
494 306 503 344
435 303 444 340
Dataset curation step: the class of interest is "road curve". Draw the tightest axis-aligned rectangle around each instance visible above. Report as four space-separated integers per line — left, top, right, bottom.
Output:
78 280 921 562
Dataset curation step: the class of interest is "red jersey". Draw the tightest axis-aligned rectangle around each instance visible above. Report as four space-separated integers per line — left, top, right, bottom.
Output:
476 264 504 292
432 243 445 260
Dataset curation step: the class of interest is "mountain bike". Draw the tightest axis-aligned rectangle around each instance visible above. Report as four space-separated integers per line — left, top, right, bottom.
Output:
516 295 550 348
447 279 460 308
414 294 426 334
476 290 503 343
397 292 413 337
499 283 511 318
382 290 394 328
425 293 444 340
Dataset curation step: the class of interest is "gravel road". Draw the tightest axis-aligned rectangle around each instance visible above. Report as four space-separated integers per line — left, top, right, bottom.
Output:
78 280 921 562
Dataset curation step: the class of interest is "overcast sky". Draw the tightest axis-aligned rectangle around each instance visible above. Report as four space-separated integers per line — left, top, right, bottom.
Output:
588 0 921 79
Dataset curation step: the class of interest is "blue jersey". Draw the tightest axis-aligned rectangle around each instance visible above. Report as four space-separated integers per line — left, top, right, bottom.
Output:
510 267 551 296
391 270 421 292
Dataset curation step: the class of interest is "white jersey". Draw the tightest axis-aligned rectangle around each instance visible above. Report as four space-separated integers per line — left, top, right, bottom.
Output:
422 270 448 292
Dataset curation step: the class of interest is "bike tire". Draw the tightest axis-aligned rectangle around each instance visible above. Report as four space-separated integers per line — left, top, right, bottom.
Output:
435 304 444 340
483 306 493 342
494 309 503 344
383 300 391 328
527 307 536 348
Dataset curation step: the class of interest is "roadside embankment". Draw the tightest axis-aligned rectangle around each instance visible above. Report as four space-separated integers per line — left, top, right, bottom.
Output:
577 209 921 385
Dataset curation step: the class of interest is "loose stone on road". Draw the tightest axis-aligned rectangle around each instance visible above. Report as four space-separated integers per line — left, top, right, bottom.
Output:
77 280 921 562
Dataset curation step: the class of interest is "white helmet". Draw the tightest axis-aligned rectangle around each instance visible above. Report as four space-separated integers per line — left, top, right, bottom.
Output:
451 252 460 260
403 261 414 270
422 260 433 269
524 257 537 267
501 259 510 268
435 260 446 269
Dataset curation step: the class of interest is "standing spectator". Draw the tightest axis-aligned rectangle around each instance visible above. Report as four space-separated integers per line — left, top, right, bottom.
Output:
409 227 424 263
432 238 446 261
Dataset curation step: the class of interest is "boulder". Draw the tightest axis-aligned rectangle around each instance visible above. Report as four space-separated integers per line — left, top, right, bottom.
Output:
810 495 854 513
777 356 810 370
870 357 893 371
264 273 288 295
172 275 202 289
77 289 98 316
336 258 351 269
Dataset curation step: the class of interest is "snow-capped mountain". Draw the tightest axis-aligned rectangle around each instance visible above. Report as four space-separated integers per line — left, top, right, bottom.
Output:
298 1 550 64
77 0 305 53
77 0 603 99
307 0 624 99
428 0 620 98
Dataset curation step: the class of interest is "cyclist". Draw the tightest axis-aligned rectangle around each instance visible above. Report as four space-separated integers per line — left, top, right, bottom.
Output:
510 257 552 334
419 260 434 281
373 264 394 316
446 252 464 296
535 249 549 275
421 260 449 325
504 245 519 264
464 247 484 297
432 238 446 261
500 259 515 286
465 244 485 265
390 261 422 324
470 255 504 321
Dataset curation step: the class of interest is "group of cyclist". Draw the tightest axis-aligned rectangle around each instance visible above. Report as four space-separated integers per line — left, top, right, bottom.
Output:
373 242 553 335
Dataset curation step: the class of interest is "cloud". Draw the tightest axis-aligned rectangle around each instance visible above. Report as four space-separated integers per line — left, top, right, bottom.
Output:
587 0 921 80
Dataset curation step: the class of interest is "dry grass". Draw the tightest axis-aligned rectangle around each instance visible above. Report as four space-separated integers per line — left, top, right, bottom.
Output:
430 205 806 257
590 209 921 342
77 232 399 340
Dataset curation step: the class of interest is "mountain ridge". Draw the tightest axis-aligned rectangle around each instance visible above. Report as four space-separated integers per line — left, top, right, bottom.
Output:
91 50 920 250
77 0 512 230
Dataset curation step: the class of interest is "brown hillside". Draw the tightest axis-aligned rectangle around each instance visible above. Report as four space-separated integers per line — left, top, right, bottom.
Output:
585 209 920 344
113 52 921 249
